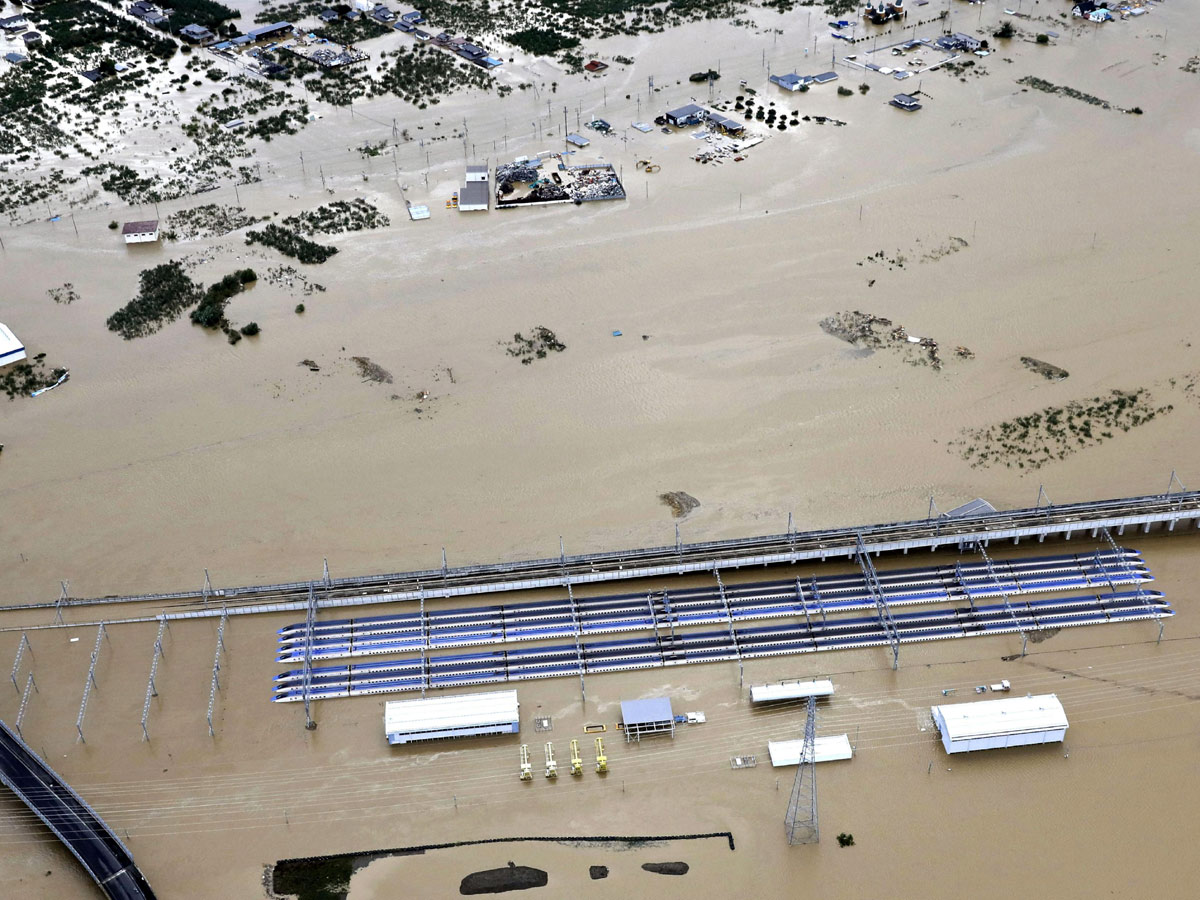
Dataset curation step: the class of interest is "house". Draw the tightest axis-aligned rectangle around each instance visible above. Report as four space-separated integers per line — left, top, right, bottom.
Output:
664 103 705 127
128 1 169 28
936 32 982 52
393 19 413 32
0 14 28 33
811 71 839 84
318 8 339 22
770 72 808 91
457 42 486 61
1072 0 1097 15
412 29 431 40
465 164 488 183
400 9 425 24
179 23 215 44
584 60 607 72
433 31 451 44
371 5 395 23
4 52 29 64
565 132 590 147
1088 8 1113 22
121 220 160 244
890 92 922 111
345 9 361 20
20 31 42 47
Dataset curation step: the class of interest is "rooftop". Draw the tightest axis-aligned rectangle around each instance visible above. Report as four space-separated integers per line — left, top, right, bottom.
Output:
121 220 159 234
932 694 1068 741
620 697 673 726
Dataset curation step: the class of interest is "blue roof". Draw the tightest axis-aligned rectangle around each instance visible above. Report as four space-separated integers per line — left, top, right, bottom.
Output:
621 697 673 725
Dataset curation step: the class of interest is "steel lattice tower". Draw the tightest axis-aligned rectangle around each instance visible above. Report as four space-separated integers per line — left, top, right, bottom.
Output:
785 696 819 845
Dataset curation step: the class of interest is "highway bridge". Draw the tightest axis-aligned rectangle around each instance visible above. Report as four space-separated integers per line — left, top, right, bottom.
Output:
5 489 1199 627
0 720 156 899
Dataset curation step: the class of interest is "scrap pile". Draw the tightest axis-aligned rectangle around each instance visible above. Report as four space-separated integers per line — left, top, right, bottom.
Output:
569 166 625 202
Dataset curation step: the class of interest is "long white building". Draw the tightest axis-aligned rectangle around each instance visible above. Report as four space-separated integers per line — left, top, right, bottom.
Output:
0 322 26 368
385 689 519 745
931 693 1068 754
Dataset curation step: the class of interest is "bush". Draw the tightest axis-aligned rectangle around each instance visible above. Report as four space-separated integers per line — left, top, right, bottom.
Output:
238 268 257 283
107 261 203 339
1036 33 1049 44
295 303 305 314
240 322 259 336
506 28 579 56
837 86 853 96
108 220 118 229
245 224 338 264
858 83 870 95
994 20 1015 39
227 329 241 345
837 833 855 847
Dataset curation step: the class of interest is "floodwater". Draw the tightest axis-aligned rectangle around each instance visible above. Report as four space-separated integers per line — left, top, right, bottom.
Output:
3 2 1200 897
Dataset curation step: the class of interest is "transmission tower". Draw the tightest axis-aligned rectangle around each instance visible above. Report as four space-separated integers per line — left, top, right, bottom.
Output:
785 696 819 845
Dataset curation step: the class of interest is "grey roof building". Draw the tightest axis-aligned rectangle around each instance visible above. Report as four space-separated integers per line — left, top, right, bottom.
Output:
664 103 705 126
621 697 675 742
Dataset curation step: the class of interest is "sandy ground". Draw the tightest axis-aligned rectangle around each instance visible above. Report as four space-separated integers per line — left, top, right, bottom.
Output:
2 2 1200 897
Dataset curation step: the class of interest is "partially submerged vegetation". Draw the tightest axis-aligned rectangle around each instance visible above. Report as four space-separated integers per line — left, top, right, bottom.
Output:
950 388 1171 470
166 205 263 241
1021 357 1069 382
48 284 79 305
107 262 204 340
190 269 258 342
1017 76 1142 114
246 224 339 264
283 199 389 236
2 354 68 400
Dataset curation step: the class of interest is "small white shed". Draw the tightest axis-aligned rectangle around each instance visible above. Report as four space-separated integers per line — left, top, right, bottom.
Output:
931 693 1068 754
121 220 160 244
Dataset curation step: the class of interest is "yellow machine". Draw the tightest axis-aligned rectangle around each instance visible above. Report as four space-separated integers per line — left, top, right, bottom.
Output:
519 744 532 781
594 737 608 773
635 159 661 173
569 739 583 776
544 742 558 779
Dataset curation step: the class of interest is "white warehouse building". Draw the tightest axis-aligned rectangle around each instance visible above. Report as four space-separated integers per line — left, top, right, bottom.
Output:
931 693 1068 754
385 689 519 745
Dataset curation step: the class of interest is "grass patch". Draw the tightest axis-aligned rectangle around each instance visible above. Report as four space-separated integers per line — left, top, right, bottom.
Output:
246 224 339 264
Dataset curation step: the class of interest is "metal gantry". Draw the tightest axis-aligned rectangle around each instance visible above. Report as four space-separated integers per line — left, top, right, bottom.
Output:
854 534 900 669
785 695 819 845
713 565 743 684
206 609 227 737
75 624 107 743
302 585 317 731
140 619 167 741
1100 527 1164 643
975 541 1029 657
15 674 37 738
418 587 428 698
560 539 586 701
10 632 31 692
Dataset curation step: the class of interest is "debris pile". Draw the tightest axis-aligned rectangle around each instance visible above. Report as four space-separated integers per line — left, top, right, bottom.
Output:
504 326 566 364
1021 357 1069 381
352 356 394 384
820 310 970 371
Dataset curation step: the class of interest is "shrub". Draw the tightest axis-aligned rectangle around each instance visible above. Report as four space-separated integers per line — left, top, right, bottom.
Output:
837 833 855 847
994 20 1015 39
240 322 259 336
837 86 853 96
108 220 118 229
227 329 242 344
238 268 257 283
1036 33 1049 44
858 83 870 94
295 303 305 314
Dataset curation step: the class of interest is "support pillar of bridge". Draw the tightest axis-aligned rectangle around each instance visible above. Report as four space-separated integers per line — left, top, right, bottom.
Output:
1142 522 1151 534
1013 536 1020 545
1065 529 1072 540
1038 533 1046 543
1118 524 1126 535
1091 527 1099 538
1169 519 1176 532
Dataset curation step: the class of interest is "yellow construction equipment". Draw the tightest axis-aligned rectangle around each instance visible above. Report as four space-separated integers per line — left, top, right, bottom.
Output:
569 739 583 776
635 159 662 173
544 742 558 779
519 744 532 781
594 737 608 773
